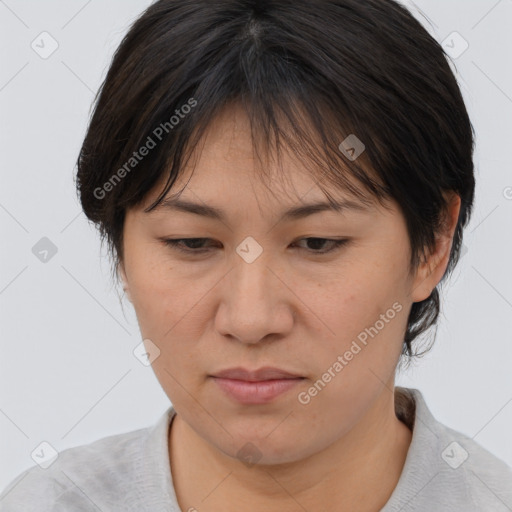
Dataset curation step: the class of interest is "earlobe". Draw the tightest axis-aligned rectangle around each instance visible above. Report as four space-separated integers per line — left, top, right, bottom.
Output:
118 263 133 304
123 284 133 304
410 192 461 303
411 244 448 302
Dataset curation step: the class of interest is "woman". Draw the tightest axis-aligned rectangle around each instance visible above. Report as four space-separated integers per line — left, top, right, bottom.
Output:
1 0 511 510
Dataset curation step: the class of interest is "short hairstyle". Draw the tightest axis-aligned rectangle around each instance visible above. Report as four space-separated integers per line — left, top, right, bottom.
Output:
75 0 475 359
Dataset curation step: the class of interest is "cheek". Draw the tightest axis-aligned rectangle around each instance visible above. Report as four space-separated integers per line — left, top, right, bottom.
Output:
127 258 217 380
126 245 191 337
294 275 408 438
305 256 409 372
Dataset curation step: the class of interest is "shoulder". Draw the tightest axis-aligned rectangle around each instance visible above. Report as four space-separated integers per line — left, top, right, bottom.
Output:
439 422 512 509
386 388 512 511
0 425 149 512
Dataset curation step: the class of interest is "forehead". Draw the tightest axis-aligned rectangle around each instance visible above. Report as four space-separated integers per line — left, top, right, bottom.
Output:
141 157 378 224
137 102 387 219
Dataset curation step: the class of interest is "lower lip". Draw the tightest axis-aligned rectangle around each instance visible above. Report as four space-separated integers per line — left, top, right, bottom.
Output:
212 377 304 404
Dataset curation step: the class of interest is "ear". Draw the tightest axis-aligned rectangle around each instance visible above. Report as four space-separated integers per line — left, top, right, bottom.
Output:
118 263 133 304
410 191 461 303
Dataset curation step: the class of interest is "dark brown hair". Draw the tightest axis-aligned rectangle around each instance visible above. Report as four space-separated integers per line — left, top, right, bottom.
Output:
75 0 475 359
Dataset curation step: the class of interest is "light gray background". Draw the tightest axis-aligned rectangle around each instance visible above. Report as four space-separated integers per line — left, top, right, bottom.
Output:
1 0 511 493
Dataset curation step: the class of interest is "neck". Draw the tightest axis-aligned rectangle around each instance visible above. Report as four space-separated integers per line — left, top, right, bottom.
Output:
169 386 412 512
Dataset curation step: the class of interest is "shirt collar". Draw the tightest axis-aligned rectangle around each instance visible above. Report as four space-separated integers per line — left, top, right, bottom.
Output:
136 387 467 512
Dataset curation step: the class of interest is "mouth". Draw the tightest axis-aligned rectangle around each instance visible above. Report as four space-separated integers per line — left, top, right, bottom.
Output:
210 367 305 404
211 366 304 381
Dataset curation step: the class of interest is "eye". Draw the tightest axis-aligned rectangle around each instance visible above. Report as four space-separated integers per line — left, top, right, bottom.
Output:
291 237 350 254
161 238 217 254
160 237 349 255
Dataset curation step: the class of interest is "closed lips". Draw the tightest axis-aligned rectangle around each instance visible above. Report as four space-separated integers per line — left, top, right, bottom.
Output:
211 367 304 381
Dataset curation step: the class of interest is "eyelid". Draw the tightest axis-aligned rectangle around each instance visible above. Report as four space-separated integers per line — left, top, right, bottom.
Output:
159 236 350 255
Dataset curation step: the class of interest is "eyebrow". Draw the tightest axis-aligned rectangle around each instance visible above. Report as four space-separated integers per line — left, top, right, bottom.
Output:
150 196 372 223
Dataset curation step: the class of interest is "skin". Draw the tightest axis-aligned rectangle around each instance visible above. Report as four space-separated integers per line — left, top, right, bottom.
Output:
120 103 461 512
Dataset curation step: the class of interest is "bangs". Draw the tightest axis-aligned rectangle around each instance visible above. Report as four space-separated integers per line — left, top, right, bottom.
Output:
141 93 392 218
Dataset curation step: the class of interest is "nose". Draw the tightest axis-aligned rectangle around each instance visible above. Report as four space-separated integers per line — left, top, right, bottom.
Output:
214 254 295 345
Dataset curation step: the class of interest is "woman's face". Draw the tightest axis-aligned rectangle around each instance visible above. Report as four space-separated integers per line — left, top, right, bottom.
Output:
120 105 444 465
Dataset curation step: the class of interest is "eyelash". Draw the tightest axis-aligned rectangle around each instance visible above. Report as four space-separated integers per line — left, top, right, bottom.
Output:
160 237 350 255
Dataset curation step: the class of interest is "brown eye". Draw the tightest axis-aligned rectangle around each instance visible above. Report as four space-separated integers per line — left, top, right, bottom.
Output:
161 238 217 254
292 237 349 254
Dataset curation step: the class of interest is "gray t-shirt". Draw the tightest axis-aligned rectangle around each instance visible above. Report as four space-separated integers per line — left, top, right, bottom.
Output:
1 387 511 511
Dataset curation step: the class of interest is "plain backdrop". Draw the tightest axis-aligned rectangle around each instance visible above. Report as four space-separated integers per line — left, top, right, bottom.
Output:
1 0 511 493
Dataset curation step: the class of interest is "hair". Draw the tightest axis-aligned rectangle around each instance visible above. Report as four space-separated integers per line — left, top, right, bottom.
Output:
75 0 475 360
